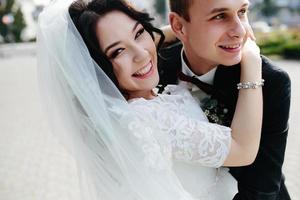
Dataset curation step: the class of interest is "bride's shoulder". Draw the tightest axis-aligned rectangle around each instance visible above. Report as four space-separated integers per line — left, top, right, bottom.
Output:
161 85 194 102
127 84 194 113
161 84 190 96
128 96 161 111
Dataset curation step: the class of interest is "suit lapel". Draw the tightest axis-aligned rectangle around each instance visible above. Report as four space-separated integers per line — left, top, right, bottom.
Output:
213 65 241 120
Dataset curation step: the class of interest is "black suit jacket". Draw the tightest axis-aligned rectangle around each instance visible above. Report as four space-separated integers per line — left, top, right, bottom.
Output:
158 42 291 200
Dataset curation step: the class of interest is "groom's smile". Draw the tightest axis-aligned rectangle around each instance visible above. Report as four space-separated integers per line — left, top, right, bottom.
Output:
218 42 243 54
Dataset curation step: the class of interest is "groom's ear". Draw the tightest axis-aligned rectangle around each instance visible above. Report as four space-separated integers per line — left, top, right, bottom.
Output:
169 12 188 43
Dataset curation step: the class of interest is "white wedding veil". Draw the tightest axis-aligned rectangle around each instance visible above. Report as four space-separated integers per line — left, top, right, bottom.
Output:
37 0 195 199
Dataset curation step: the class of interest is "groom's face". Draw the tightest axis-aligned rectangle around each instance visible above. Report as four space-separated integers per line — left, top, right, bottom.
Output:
175 0 250 71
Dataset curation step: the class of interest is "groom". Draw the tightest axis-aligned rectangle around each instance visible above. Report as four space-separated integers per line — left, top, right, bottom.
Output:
158 0 291 200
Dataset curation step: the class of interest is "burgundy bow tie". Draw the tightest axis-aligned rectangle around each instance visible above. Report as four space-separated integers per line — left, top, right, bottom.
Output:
177 71 216 95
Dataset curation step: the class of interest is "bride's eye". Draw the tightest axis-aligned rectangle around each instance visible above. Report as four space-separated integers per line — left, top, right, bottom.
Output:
109 48 124 59
135 27 145 39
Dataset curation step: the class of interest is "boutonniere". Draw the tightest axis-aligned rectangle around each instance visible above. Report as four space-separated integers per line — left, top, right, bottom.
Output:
201 97 231 126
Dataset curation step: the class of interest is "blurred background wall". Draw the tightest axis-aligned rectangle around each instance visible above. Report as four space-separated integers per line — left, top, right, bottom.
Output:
0 0 299 59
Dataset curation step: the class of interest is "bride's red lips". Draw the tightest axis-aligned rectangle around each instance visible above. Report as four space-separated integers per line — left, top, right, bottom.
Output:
132 61 154 79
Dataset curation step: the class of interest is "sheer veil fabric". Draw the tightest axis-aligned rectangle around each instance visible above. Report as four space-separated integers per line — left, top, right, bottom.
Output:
37 0 196 200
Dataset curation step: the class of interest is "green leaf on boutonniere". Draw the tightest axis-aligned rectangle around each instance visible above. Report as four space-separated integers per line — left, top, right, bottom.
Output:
201 97 231 126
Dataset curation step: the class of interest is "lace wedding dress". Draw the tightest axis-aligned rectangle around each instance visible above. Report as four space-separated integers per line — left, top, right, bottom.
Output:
128 85 238 200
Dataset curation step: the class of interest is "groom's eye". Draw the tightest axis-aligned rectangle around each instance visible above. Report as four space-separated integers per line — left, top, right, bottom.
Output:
238 8 248 18
212 13 225 20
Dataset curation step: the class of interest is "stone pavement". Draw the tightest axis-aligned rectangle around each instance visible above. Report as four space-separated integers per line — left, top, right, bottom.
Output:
274 59 300 200
0 43 299 199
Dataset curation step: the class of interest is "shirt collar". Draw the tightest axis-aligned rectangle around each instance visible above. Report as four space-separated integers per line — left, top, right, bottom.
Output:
180 48 217 85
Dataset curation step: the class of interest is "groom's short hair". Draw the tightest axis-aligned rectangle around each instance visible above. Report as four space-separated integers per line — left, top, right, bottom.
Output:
169 0 193 21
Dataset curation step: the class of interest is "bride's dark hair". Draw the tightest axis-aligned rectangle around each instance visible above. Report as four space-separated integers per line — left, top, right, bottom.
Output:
69 0 165 91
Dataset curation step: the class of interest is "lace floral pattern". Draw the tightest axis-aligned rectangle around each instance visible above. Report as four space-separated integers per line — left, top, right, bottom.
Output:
117 106 172 171
129 85 231 168
127 116 172 171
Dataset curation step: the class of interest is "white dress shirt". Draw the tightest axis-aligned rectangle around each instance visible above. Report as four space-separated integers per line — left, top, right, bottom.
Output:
178 49 217 105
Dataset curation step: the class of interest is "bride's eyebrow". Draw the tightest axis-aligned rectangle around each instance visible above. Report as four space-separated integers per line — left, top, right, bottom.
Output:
104 41 120 55
132 21 140 32
104 22 140 55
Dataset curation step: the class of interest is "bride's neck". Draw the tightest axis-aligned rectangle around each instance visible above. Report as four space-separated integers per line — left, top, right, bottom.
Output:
127 90 157 100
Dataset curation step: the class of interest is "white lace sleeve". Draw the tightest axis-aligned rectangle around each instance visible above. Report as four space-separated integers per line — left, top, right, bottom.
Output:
129 86 231 168
168 115 231 168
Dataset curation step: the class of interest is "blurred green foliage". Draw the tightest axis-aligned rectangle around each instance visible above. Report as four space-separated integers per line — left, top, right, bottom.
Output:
256 29 300 59
254 0 279 17
154 0 166 17
0 0 26 43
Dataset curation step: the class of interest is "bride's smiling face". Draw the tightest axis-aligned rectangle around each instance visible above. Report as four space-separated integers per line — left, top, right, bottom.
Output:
96 10 159 99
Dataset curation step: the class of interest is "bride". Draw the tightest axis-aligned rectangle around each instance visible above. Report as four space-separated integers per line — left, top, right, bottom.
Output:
37 0 263 199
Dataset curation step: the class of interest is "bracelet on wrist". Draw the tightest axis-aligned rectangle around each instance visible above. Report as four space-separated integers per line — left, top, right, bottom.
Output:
237 79 265 90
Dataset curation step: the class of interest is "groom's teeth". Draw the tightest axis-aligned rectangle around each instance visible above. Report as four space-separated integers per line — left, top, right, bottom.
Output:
221 44 240 49
134 63 152 76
